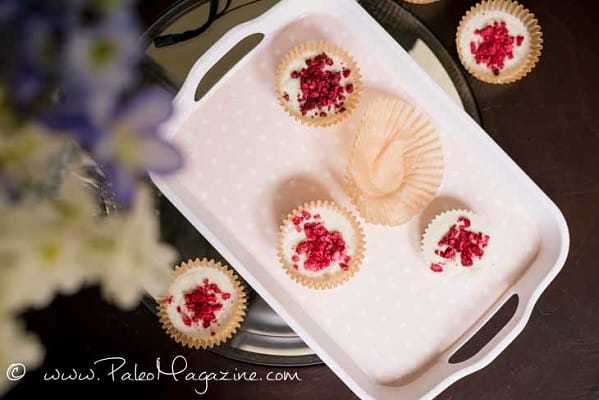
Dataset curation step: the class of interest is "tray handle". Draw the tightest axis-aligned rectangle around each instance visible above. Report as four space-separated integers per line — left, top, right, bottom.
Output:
439 288 531 377
174 0 294 105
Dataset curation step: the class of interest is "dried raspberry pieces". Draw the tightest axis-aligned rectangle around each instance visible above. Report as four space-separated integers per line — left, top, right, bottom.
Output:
179 278 231 330
276 42 360 126
278 201 365 289
285 52 351 118
158 258 246 349
290 210 352 272
432 216 490 270
422 211 491 273
470 21 524 76
457 2 542 84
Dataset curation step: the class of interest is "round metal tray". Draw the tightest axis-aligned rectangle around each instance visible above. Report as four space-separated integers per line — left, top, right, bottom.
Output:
141 0 481 367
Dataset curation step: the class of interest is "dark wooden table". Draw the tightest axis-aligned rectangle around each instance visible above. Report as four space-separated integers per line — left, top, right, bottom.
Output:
5 1 598 399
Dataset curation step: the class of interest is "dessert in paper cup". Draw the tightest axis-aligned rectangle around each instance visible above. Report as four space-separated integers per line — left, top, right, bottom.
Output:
276 40 362 127
456 0 543 84
422 210 493 274
345 97 443 226
158 258 247 349
278 200 365 289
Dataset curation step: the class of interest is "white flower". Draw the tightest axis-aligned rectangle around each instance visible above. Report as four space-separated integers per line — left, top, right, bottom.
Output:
0 158 177 315
0 120 178 398
86 184 176 309
0 123 67 194
0 314 44 394
0 174 176 312
0 172 99 312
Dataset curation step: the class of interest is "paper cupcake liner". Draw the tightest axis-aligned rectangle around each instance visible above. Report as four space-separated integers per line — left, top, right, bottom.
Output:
422 209 492 270
277 200 365 289
157 258 247 350
345 97 443 226
456 0 543 84
275 40 362 127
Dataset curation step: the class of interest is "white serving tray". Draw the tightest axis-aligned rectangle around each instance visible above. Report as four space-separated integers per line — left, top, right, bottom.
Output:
150 0 569 398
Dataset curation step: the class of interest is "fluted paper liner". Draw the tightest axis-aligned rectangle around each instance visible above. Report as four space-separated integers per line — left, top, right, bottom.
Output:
456 0 543 84
345 97 443 226
157 258 247 350
422 209 492 269
277 200 365 289
275 41 362 127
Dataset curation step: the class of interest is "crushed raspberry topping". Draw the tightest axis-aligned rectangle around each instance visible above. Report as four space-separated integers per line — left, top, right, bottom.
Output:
179 278 231 328
430 263 443 273
290 211 351 272
431 216 490 271
286 52 351 117
282 92 289 101
469 21 525 76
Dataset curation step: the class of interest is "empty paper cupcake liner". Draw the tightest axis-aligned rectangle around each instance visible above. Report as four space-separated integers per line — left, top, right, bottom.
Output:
456 0 543 84
345 97 444 226
275 40 362 127
157 258 247 350
277 200 365 289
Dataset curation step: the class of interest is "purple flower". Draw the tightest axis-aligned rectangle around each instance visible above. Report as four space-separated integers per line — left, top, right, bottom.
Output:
8 66 47 107
93 87 183 205
2 0 141 128
40 91 104 150
63 15 142 119
0 0 183 206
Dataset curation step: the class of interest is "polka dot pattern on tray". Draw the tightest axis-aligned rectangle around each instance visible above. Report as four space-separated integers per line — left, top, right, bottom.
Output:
173 15 540 382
